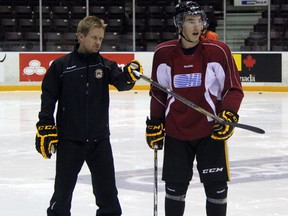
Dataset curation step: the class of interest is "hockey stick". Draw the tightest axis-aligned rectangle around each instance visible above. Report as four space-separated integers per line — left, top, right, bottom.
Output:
134 71 265 134
154 144 159 216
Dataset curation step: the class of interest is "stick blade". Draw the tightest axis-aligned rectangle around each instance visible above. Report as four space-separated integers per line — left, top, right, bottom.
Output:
230 122 265 134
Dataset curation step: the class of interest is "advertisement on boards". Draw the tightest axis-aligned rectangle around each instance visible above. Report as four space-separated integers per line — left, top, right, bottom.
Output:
19 53 65 82
19 52 134 82
234 0 268 6
16 52 282 83
233 53 282 82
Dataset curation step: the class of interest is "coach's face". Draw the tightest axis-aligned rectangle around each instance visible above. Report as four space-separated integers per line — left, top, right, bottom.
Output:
78 27 104 54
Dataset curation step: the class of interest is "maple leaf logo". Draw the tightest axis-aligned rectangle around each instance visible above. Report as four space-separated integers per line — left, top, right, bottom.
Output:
243 55 256 71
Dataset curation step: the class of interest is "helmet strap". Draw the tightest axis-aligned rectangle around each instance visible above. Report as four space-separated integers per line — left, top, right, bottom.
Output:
180 31 190 42
179 30 194 43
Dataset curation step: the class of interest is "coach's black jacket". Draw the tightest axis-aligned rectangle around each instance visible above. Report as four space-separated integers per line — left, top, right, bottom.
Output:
38 45 135 141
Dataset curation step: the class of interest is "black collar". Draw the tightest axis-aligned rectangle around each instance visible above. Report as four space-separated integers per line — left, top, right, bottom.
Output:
181 42 199 55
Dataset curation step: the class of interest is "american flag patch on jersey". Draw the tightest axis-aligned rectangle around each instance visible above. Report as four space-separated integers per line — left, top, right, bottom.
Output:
173 73 202 88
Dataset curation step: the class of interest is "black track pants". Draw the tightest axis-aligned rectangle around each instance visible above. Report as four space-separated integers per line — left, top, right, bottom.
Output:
47 138 121 216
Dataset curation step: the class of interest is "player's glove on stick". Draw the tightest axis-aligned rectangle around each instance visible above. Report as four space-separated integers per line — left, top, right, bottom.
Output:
146 118 164 150
35 124 58 159
124 60 143 83
211 110 239 141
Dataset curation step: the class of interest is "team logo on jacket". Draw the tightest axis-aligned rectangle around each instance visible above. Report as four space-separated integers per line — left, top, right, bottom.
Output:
95 68 103 79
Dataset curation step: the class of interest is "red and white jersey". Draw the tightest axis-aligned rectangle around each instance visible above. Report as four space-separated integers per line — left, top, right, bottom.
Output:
150 39 244 141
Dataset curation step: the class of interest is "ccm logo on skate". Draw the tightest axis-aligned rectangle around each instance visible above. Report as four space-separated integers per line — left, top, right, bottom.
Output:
202 167 224 174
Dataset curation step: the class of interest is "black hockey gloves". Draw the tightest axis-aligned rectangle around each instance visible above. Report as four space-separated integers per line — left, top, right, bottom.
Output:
35 124 58 159
124 60 143 83
211 110 239 141
146 118 164 150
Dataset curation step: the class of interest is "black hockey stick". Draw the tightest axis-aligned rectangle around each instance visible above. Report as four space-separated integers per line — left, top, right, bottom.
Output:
154 144 159 216
134 71 265 134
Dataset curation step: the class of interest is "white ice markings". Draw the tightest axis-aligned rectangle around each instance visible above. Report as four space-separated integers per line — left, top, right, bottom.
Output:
76 156 288 192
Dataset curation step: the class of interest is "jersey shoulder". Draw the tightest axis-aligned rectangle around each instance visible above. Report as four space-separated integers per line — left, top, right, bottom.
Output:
201 39 232 55
153 39 180 62
155 39 179 54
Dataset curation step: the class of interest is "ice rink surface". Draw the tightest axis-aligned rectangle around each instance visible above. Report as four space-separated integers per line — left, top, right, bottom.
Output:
0 90 287 216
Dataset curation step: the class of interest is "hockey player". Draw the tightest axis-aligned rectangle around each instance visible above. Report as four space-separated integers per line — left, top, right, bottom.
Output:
35 16 143 216
145 1 243 216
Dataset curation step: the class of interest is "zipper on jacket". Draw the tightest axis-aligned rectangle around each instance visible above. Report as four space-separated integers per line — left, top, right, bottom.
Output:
86 82 89 94
86 66 89 142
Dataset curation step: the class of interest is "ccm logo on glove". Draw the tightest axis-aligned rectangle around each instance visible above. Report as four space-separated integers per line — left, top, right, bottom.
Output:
35 124 58 159
146 118 164 150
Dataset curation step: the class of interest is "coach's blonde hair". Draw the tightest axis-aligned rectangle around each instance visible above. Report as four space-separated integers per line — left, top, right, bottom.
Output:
76 16 107 36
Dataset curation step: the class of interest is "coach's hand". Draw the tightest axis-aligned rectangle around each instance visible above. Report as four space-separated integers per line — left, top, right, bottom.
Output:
35 124 58 159
211 110 239 141
124 60 143 83
146 118 164 150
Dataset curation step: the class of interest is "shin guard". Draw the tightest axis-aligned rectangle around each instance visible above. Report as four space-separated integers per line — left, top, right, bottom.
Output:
165 182 188 216
204 181 228 216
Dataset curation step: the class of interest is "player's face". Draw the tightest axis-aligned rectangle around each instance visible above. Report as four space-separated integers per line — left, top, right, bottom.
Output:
77 27 104 54
181 15 203 44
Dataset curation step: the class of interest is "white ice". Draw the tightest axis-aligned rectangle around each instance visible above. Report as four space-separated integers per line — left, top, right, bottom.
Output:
0 90 287 216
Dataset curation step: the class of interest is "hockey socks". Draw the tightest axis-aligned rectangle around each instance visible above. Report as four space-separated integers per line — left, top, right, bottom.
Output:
165 196 185 216
206 199 227 216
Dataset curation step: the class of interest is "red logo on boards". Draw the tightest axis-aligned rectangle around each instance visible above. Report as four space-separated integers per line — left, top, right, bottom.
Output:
19 53 65 82
19 53 135 82
243 55 256 71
